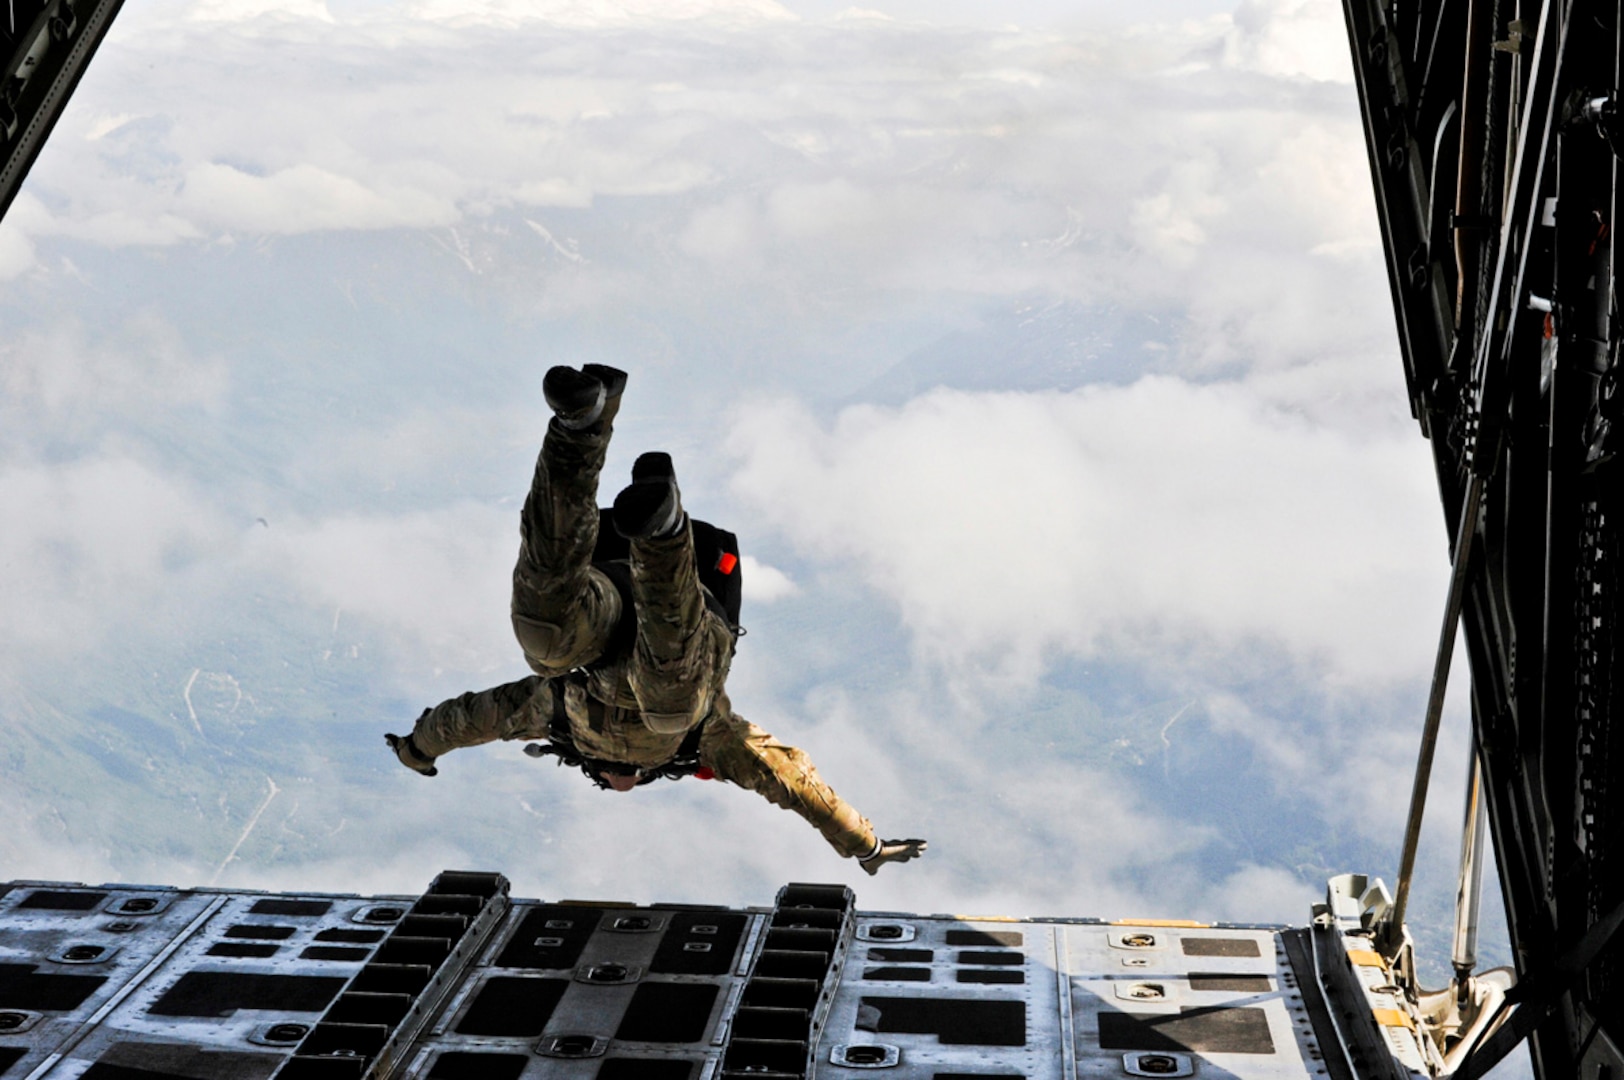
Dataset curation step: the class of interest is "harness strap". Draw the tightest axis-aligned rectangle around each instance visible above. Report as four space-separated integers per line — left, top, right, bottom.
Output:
549 676 569 736
532 673 708 787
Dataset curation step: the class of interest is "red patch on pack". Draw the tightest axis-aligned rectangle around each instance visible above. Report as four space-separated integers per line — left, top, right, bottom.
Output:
716 552 738 575
694 767 715 780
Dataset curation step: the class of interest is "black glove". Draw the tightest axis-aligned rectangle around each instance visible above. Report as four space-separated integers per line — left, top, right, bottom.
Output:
385 733 438 776
860 838 927 876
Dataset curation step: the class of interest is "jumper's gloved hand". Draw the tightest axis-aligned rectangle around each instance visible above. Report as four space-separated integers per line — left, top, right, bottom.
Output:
385 732 438 777
860 838 927 875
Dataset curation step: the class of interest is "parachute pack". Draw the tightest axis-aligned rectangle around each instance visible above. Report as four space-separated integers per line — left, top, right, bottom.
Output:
590 508 743 639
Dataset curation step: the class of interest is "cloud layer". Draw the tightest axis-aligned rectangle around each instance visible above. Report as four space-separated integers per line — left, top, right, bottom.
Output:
730 381 1443 684
0 0 1499 975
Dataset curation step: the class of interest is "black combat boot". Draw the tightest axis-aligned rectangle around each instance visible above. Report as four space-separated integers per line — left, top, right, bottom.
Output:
612 451 685 539
543 364 628 431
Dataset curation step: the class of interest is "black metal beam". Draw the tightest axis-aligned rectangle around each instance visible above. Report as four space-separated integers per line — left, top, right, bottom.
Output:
1344 0 1624 1070
1 0 125 224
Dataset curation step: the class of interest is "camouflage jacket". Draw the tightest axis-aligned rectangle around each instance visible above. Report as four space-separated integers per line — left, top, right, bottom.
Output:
411 674 876 859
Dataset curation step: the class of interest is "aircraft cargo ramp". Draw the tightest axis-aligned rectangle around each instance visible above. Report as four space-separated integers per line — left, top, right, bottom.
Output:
0 870 1487 1080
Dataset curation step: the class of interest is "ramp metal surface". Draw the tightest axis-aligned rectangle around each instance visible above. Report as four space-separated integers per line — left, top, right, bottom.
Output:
0 873 1433 1080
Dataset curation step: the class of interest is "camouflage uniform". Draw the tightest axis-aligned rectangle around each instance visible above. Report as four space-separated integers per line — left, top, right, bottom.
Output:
411 417 876 859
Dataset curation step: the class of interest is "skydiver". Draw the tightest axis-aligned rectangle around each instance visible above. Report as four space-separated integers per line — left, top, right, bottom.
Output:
385 365 927 874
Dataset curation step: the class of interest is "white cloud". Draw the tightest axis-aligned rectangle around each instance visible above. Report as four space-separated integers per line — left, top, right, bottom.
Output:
514 180 596 208
0 318 229 431
1201 863 1319 924
58 211 205 247
0 457 231 653
0 220 36 280
1263 123 1380 256
186 0 335 21
182 163 458 234
678 196 768 266
405 0 795 26
249 505 518 678
1222 0 1352 82
84 113 143 140
6 188 203 249
740 555 799 601
729 381 1443 686
1129 157 1227 267
0 0 1392 429
0 790 123 884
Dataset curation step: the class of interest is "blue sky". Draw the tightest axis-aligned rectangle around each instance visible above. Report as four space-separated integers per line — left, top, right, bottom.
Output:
0 0 1506 1002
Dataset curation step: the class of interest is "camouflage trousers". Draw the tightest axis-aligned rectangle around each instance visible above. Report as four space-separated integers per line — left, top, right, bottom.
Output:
509 418 734 735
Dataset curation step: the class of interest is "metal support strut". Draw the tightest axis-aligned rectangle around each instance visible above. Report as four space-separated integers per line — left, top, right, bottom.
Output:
1451 753 1489 1001
1386 471 1485 953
